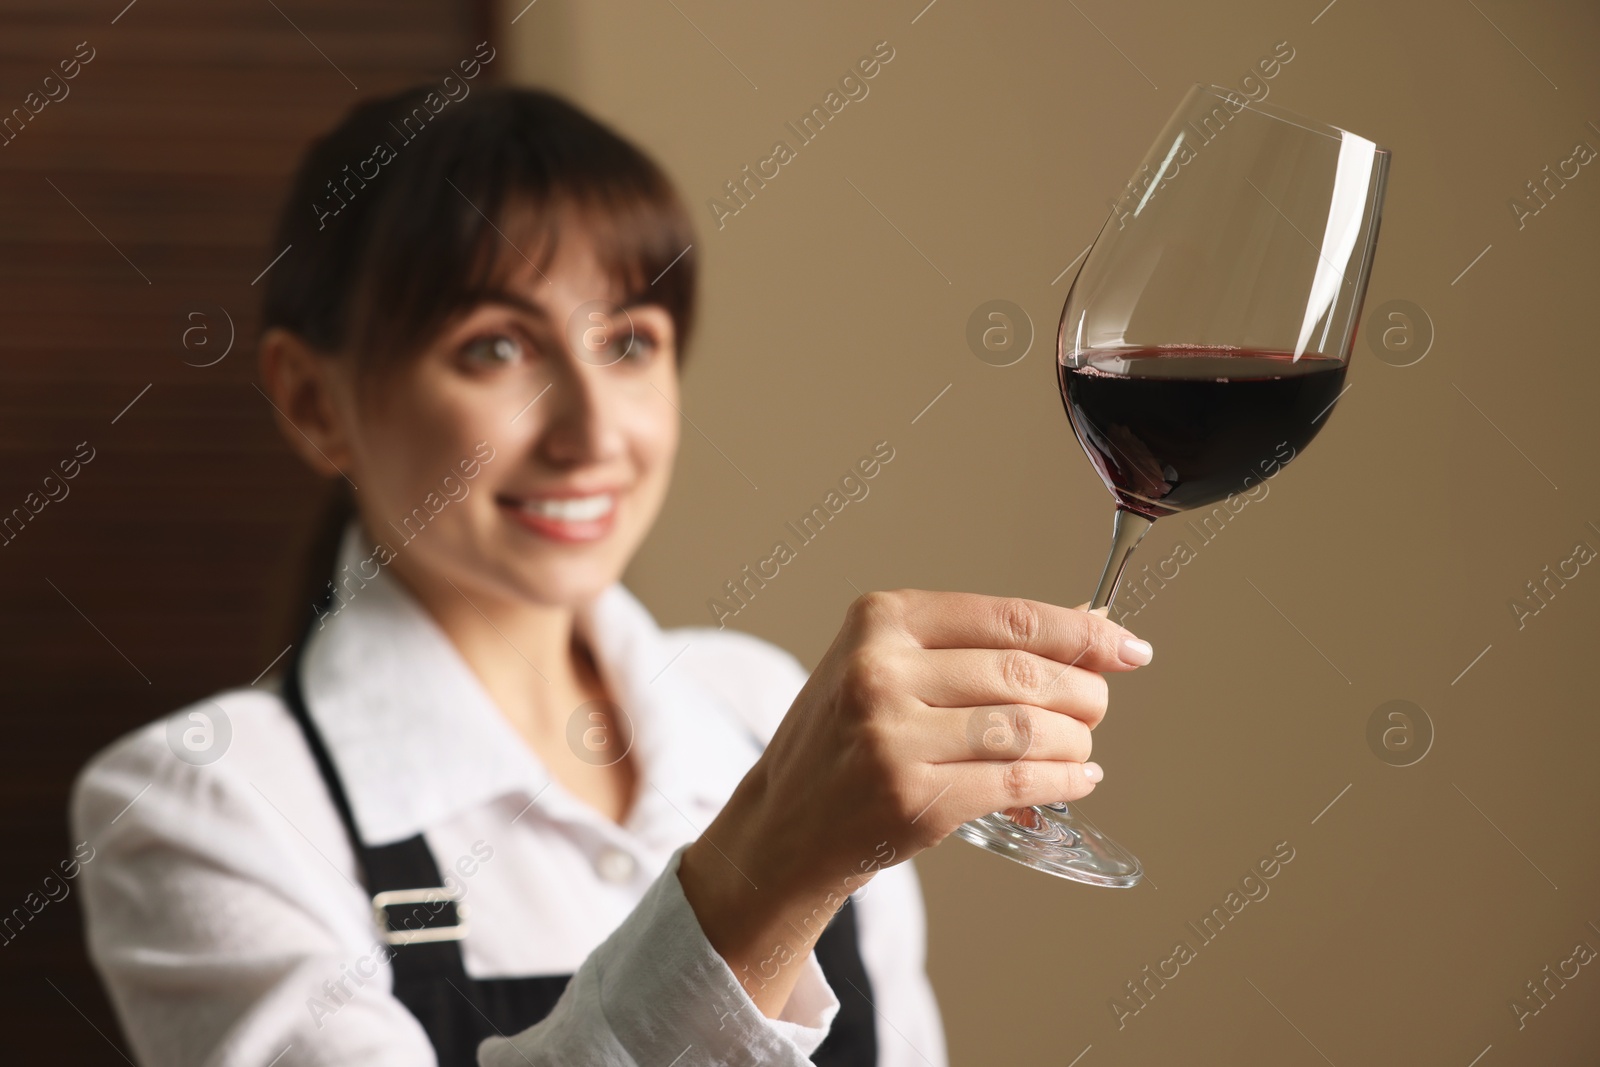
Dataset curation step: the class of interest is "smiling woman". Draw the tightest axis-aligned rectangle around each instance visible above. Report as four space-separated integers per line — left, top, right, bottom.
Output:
69 83 962 1067
66 70 1149 1067
260 85 698 625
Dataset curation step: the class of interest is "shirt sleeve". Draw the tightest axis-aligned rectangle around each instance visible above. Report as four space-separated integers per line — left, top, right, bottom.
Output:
71 699 843 1067
478 845 839 1066
668 625 949 1066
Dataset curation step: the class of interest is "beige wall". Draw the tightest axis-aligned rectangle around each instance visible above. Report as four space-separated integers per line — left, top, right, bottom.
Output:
503 2 1600 1062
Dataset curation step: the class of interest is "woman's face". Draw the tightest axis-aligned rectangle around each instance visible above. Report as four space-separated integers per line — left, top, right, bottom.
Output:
337 225 681 611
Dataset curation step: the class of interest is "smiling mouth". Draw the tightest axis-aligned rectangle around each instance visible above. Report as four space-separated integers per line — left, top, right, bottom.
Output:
497 492 619 543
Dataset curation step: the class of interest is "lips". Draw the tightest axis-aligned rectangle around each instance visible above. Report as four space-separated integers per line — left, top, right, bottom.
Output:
497 490 619 544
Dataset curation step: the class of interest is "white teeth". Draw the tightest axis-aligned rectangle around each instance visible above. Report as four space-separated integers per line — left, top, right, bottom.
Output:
520 494 615 522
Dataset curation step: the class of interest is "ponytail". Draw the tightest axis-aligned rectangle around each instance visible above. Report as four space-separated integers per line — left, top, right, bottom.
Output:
260 484 353 668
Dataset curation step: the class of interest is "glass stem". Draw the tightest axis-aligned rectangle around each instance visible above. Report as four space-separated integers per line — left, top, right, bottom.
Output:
1026 506 1154 825
1089 507 1154 611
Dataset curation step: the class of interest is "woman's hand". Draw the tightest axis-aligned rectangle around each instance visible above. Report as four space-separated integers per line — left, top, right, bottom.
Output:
677 589 1152 1015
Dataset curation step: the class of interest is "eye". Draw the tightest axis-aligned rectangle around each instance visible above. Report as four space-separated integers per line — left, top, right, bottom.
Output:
459 332 524 369
613 330 659 364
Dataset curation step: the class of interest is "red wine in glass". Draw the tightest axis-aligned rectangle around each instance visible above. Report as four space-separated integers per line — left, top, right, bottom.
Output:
953 84 1389 888
1060 346 1349 520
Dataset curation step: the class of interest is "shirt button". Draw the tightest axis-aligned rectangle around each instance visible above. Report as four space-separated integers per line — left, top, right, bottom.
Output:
595 846 637 884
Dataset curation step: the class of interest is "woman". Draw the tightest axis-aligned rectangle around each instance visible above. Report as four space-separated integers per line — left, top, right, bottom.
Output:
71 85 1153 1066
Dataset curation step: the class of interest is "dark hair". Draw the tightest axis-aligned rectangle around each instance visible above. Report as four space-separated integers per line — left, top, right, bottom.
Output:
259 84 698 655
261 83 698 376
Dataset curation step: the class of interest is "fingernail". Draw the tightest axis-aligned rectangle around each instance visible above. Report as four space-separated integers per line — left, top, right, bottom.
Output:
1118 636 1153 666
1083 762 1104 783
1088 606 1111 619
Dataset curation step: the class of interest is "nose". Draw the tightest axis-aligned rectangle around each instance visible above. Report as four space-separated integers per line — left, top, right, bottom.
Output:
536 337 627 468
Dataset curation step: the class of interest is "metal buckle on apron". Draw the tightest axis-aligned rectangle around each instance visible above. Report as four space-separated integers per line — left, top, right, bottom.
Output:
372 887 471 946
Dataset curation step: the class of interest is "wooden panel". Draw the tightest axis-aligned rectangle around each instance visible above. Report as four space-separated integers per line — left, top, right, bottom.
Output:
0 1 494 1060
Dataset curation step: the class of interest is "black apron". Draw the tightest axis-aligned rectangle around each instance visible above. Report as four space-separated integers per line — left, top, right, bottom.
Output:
278 603 878 1066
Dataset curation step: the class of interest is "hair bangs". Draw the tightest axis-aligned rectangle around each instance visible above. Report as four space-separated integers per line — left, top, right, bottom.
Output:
263 85 698 385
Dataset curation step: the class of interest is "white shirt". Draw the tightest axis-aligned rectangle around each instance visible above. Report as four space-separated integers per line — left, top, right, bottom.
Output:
71 524 947 1067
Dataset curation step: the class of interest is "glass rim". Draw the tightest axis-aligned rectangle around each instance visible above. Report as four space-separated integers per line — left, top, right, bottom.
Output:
1192 83 1391 156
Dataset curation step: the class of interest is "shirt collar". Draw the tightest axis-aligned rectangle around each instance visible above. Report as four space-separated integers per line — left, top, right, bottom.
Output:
298 522 756 847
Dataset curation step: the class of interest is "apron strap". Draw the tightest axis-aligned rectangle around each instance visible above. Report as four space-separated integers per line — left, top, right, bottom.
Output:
278 606 488 1020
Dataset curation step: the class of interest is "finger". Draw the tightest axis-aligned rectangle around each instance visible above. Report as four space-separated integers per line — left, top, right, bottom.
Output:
911 647 1109 728
940 758 1102 823
879 590 1150 672
909 704 1093 765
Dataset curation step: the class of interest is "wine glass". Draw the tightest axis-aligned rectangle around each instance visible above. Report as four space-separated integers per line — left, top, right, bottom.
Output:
954 84 1390 887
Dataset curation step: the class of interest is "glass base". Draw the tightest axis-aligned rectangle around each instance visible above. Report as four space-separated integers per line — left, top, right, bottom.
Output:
953 803 1143 887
